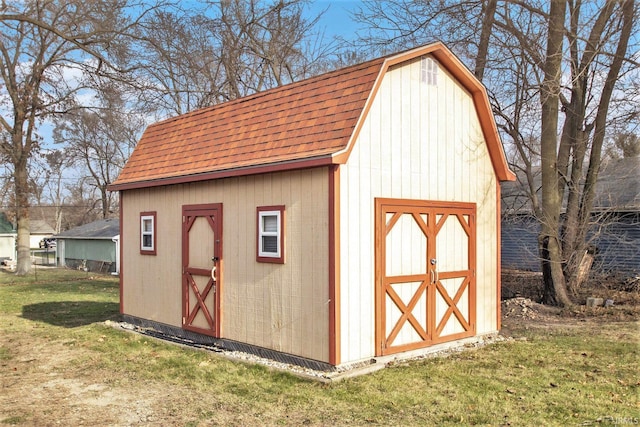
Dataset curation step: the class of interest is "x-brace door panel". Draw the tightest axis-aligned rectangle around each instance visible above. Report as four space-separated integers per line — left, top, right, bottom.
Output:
375 198 476 356
182 204 222 337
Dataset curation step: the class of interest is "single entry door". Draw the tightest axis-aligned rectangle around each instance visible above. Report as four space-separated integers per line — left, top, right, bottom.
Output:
375 198 476 356
182 203 223 337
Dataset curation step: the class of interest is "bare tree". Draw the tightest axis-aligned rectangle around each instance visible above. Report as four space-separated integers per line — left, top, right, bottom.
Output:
355 0 639 305
54 82 141 219
29 150 71 233
134 0 332 116
552 1 635 302
133 8 227 115
0 0 143 274
44 150 70 233
62 177 105 229
539 0 570 306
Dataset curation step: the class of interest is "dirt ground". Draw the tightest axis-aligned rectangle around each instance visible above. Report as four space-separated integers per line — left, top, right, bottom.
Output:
1 271 638 426
500 269 640 335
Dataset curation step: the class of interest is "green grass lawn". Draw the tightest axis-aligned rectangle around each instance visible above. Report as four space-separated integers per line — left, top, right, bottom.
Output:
0 268 638 426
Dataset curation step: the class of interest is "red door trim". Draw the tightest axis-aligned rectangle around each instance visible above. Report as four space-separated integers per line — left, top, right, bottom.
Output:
182 203 223 338
328 165 341 365
119 191 124 314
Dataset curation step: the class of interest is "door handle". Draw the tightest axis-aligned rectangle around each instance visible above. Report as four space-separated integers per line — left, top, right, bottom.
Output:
211 256 218 282
430 269 439 284
430 259 438 284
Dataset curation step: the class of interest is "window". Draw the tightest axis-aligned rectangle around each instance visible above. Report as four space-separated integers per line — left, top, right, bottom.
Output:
257 206 284 263
140 212 156 255
421 56 438 85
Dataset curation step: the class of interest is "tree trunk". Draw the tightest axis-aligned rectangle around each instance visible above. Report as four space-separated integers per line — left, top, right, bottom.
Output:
101 186 109 219
474 0 497 81
14 159 31 275
539 0 573 307
540 236 572 305
562 129 590 294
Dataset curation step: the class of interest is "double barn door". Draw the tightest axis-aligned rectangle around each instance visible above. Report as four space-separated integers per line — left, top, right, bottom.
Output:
375 198 476 356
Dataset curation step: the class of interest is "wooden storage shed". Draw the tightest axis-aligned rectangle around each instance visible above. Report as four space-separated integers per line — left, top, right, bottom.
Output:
109 43 515 370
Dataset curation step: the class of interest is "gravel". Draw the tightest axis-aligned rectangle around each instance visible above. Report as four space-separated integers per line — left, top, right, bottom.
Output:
105 320 513 382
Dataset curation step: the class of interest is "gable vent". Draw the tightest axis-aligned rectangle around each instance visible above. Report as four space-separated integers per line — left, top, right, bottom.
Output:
421 56 438 85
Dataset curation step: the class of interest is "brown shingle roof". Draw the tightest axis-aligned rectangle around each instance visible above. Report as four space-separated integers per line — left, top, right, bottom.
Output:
110 43 514 191
111 58 384 188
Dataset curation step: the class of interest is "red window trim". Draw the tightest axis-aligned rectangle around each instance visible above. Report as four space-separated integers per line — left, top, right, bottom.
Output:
256 205 285 264
140 211 157 255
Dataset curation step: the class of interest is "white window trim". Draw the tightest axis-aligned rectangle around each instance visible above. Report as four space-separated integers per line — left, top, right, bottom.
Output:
257 206 284 263
258 210 280 258
140 213 155 254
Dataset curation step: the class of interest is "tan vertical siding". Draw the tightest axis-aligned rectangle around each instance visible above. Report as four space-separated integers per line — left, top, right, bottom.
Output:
340 56 498 364
121 168 330 362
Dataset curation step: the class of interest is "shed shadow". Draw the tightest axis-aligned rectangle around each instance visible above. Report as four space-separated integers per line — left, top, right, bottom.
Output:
22 301 120 328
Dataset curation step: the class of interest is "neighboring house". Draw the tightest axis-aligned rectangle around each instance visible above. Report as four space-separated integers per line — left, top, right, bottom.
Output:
55 219 120 274
0 213 16 262
29 220 55 249
501 157 640 276
0 215 55 263
108 43 515 371
0 217 55 264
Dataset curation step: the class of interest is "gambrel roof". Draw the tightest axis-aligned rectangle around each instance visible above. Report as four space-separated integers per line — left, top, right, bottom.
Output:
109 42 515 191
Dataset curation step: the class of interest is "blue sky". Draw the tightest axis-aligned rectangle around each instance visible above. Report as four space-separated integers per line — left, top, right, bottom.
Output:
306 0 362 40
